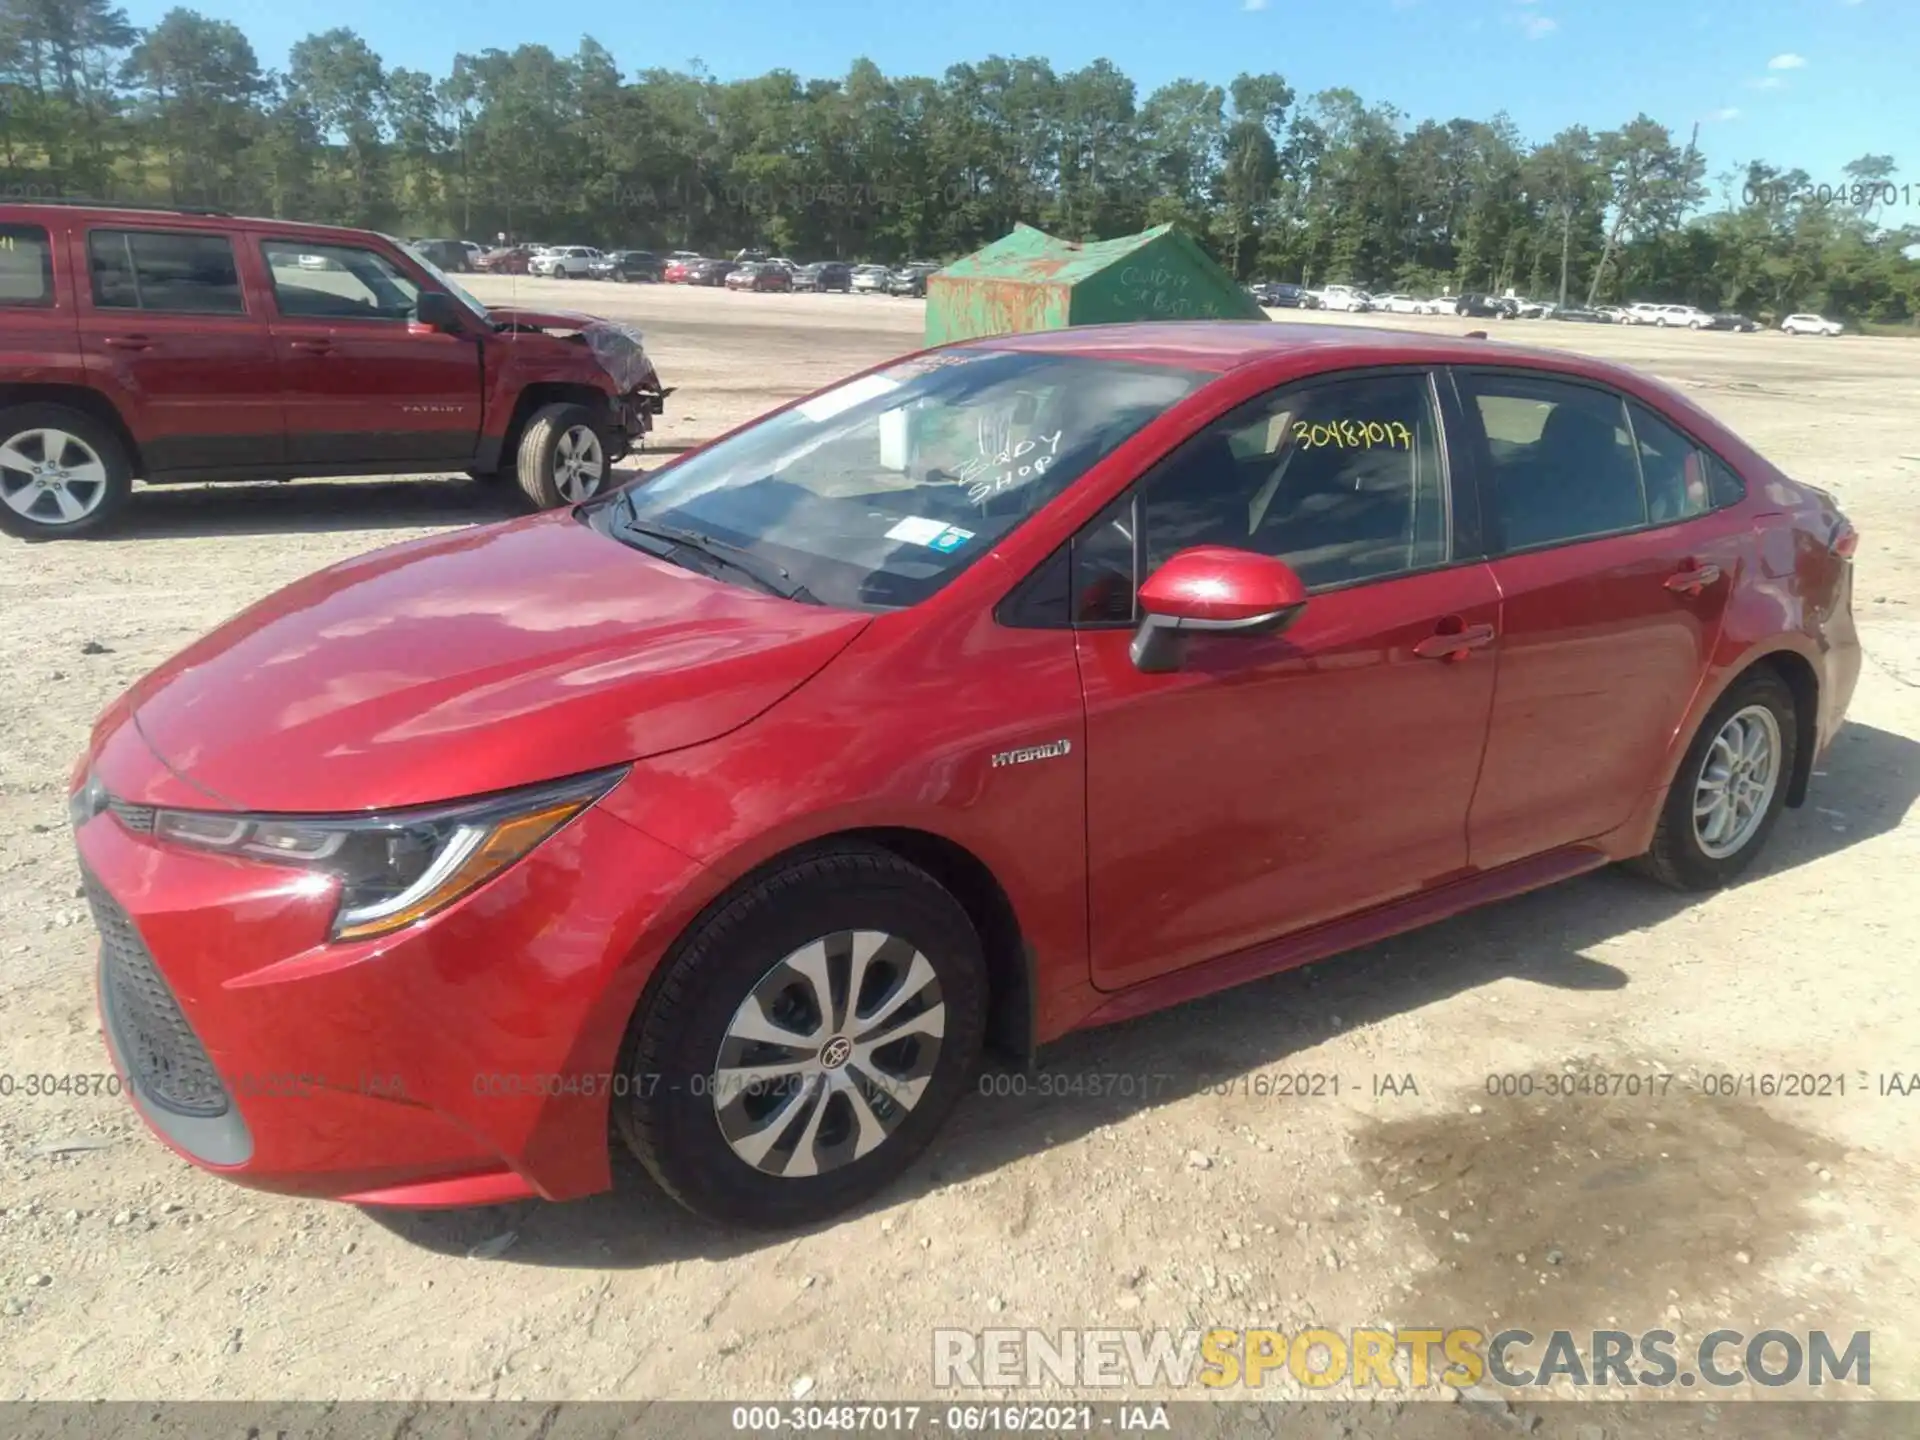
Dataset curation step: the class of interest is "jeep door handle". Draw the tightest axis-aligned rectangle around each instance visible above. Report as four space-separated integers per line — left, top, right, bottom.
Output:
1413 623 1496 660
288 338 334 354
101 335 150 350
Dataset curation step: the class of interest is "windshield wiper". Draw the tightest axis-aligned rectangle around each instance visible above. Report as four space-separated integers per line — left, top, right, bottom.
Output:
614 501 820 604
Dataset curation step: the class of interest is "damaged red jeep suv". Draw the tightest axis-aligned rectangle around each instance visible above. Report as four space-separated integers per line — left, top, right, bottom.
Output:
0 202 669 538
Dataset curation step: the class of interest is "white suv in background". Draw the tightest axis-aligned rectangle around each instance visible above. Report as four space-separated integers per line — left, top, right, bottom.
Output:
1622 302 1666 325
529 245 603 278
1375 294 1424 314
1782 313 1844 336
1318 284 1370 312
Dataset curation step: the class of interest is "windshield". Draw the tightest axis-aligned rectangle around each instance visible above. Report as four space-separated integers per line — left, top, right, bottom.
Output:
391 237 491 323
588 348 1209 610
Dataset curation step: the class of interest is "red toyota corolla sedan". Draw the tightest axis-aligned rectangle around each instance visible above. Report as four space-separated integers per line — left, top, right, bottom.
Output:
69 323 1860 1228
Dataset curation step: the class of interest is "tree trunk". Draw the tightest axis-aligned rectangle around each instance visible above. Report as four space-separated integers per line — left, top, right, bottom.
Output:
1558 200 1572 307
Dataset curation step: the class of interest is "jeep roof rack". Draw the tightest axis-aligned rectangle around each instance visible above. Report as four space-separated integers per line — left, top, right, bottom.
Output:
8 196 232 217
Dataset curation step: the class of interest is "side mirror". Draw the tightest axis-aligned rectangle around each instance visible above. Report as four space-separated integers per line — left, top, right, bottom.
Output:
411 290 462 335
1130 546 1308 674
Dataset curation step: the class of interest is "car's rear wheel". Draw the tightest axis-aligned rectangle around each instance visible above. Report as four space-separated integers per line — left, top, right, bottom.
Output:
0 404 133 540
1629 668 1798 891
514 403 610 509
616 844 988 1228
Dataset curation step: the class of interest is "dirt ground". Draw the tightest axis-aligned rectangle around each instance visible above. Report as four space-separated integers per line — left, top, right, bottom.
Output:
2 280 1918 1411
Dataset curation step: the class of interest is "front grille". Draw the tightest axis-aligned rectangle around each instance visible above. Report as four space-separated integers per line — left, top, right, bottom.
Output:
83 870 229 1118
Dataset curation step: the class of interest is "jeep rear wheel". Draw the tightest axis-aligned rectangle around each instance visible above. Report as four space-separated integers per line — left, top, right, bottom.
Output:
0 404 133 540
514 403 610 508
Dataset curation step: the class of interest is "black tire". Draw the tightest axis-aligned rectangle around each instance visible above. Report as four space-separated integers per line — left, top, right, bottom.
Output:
1628 667 1798 892
616 844 989 1228
0 402 133 540
514 402 611 509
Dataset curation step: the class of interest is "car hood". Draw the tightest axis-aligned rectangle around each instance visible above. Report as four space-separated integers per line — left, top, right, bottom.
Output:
118 512 871 813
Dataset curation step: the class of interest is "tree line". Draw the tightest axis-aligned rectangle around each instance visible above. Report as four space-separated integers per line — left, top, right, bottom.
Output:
3 0 1916 323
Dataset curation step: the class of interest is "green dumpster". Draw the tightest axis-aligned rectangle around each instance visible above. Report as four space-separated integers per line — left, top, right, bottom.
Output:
924 222 1268 346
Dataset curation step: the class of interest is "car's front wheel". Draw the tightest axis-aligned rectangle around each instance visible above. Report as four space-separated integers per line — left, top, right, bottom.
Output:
514 402 611 508
617 844 988 1228
0 403 134 540
1630 667 1798 891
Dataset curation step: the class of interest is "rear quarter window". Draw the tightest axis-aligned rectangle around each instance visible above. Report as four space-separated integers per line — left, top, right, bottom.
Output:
0 223 55 306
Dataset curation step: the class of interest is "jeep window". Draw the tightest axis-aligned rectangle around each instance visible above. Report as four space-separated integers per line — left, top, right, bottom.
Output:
88 230 244 314
0 223 54 306
261 241 423 322
389 238 490 322
589 349 1209 611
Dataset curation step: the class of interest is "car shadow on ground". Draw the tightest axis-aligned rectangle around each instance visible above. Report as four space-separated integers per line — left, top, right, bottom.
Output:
365 719 1919 1269
103 476 531 539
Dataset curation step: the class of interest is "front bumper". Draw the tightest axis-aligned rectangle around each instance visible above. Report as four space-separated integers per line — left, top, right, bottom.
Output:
75 732 703 1206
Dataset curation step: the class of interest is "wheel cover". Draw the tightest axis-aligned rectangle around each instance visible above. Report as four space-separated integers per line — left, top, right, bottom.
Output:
552 425 605 502
712 930 946 1179
0 428 109 526
1692 703 1783 859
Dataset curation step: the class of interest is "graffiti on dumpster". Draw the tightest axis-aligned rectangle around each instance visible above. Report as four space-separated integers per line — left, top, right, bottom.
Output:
1117 264 1223 320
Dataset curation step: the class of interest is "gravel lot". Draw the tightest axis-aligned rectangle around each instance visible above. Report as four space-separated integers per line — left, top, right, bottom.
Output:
2 280 1917 1407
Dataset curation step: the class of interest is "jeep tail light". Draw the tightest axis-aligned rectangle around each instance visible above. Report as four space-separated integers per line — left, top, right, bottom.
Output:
1830 519 1858 559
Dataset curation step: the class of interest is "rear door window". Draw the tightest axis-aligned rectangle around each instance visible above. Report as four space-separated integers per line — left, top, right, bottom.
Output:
1461 372 1646 551
87 229 245 314
0 223 55 306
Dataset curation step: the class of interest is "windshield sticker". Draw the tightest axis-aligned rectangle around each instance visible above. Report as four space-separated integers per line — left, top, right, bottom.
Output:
796 372 902 424
1291 419 1413 451
960 431 1063 504
885 516 950 545
885 517 976 553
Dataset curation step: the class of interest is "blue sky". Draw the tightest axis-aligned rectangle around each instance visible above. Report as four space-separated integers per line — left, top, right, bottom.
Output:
127 0 1914 210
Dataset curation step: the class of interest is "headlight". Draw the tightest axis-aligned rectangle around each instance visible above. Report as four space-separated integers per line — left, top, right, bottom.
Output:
147 766 628 941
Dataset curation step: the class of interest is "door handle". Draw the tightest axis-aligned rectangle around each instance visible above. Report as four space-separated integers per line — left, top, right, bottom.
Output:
1665 563 1722 596
1413 622 1496 660
101 335 149 350
288 338 334 354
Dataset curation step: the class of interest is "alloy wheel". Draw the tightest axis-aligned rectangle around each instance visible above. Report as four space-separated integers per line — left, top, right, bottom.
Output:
1692 703 1782 859
0 428 111 526
712 930 946 1179
552 425 605 502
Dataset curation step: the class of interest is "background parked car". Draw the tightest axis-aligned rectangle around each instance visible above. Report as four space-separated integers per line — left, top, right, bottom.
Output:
1374 293 1424 314
475 244 536 274
794 261 853 292
590 250 663 282
530 245 602 279
851 264 891 293
1621 302 1666 325
663 256 702 283
726 261 792 292
1317 285 1369 312
1782 313 1844 336
687 258 738 286
412 238 472 272
888 263 938 297
1708 312 1759 332
1546 304 1605 323
1595 305 1626 323
1454 293 1503 317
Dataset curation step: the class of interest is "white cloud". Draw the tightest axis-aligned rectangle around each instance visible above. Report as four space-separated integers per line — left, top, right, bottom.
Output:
1748 75 1786 89
1707 106 1742 121
1242 0 1269 10
1767 52 1808 68
1520 13 1558 36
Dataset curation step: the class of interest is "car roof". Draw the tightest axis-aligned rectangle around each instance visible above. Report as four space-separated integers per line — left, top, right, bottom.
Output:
963 320 1662 381
1 201 406 245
